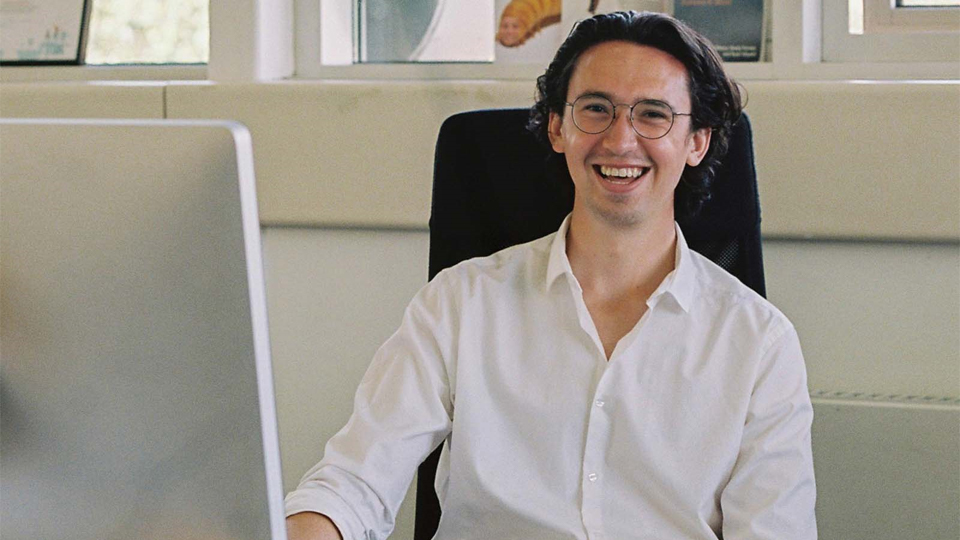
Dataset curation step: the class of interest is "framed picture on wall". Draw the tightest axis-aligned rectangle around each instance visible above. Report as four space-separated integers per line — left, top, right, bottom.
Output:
0 0 92 65
673 0 765 62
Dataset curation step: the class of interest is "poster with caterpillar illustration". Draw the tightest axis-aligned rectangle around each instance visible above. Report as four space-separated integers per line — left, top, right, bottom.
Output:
494 0 566 64
493 0 671 65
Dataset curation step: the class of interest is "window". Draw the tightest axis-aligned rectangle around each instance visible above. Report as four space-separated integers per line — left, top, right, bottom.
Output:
300 0 779 79
823 0 960 64
315 0 775 66
12 0 951 80
855 0 960 34
356 0 493 62
85 0 208 64
300 0 572 77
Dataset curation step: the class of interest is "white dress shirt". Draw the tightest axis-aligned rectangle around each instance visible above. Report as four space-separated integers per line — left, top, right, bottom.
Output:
285 216 817 540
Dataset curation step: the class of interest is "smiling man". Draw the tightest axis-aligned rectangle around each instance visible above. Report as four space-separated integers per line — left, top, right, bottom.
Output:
286 11 817 540
547 39 712 359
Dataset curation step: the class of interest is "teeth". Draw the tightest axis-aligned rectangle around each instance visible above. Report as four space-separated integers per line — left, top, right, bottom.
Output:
599 165 644 178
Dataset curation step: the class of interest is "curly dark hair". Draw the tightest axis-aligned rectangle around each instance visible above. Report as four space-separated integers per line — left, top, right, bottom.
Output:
528 11 743 218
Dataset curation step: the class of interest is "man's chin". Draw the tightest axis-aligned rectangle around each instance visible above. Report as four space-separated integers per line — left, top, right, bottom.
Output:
586 203 644 230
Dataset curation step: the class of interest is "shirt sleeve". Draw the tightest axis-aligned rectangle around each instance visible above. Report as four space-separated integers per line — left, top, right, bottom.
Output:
720 323 818 539
284 274 458 540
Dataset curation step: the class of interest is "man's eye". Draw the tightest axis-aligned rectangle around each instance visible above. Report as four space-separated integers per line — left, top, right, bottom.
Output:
582 104 610 114
637 109 670 121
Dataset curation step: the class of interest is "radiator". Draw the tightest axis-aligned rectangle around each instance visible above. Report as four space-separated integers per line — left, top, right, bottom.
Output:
811 391 960 539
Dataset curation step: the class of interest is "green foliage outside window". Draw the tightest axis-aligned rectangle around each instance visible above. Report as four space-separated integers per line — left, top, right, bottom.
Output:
85 0 208 64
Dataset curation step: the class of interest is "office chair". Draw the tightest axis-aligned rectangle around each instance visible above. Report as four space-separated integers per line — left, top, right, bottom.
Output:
414 108 764 540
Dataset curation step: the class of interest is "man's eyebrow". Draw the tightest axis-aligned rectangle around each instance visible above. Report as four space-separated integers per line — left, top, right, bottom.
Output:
574 90 614 101
573 90 676 108
639 97 674 109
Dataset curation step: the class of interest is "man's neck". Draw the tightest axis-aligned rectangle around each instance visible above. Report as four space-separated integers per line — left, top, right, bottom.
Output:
565 209 678 303
565 208 678 359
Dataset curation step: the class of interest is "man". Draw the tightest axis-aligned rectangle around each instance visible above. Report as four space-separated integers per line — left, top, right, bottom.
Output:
286 11 817 540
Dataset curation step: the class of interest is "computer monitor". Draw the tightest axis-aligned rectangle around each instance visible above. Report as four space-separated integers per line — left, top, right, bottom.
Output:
0 119 287 540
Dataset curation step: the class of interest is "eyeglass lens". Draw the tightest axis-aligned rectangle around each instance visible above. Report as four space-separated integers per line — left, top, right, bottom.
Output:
570 95 676 139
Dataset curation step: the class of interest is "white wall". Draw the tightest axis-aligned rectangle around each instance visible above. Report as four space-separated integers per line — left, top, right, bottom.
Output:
764 240 959 397
261 227 429 537
4 81 957 239
2 79 958 539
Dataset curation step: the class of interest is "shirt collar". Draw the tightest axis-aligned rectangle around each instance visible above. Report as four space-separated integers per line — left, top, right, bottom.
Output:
658 222 696 312
545 214 575 290
545 216 697 312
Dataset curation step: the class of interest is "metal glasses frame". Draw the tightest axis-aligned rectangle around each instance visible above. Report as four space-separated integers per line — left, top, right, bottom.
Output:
563 95 693 140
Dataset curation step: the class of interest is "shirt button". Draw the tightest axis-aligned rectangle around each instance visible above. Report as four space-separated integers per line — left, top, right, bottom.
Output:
588 473 598 482
595 400 605 408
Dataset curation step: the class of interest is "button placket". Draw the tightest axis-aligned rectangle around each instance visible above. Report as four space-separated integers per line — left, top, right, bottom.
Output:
580 365 613 534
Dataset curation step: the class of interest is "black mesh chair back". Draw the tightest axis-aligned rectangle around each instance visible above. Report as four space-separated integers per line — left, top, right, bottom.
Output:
414 108 764 540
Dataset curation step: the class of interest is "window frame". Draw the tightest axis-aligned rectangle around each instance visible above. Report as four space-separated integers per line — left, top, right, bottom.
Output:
863 0 960 34
0 64 206 83
0 0 957 83
819 0 960 65
294 0 959 81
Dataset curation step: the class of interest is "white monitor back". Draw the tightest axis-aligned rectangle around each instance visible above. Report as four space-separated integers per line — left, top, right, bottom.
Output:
0 119 286 540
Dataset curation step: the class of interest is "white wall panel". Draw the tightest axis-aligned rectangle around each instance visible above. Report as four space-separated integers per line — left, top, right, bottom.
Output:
749 81 960 241
0 82 165 118
262 227 428 540
3 80 957 241
764 239 960 398
161 80 959 241
165 81 535 227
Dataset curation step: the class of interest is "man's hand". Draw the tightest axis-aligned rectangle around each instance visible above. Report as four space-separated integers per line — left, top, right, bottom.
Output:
285 512 343 540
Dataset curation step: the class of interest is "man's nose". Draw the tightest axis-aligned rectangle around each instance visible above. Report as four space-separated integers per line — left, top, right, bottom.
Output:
602 108 640 153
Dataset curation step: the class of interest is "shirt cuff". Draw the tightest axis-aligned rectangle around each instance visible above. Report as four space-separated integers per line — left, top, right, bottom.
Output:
284 484 363 540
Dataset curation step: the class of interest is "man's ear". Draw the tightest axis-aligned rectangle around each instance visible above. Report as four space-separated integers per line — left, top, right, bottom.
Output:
685 127 711 167
548 111 565 154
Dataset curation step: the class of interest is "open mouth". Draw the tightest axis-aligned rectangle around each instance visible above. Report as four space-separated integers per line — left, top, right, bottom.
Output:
595 165 649 185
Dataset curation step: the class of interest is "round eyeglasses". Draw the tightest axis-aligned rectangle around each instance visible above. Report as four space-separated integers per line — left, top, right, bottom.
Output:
564 94 692 140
